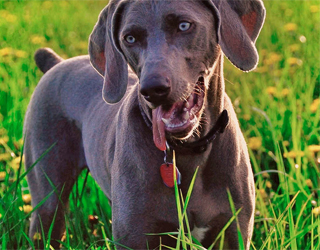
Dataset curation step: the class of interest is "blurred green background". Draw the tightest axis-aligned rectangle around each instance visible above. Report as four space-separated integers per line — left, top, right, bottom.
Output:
0 0 319 249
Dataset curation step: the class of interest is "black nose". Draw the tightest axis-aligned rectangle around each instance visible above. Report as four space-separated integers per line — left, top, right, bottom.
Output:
140 74 171 105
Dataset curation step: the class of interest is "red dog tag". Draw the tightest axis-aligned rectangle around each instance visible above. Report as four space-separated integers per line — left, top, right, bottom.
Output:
160 163 181 188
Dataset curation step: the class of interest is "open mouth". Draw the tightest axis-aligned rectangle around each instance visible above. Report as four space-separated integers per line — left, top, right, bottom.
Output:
152 77 206 151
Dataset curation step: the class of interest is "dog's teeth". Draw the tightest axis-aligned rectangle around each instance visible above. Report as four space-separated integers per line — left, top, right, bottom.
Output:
161 118 170 126
183 111 190 120
185 101 190 108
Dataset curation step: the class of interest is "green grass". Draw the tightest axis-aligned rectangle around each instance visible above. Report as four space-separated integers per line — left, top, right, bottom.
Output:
0 0 319 249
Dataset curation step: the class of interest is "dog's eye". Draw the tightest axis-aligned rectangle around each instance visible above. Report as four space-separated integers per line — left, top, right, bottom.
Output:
178 22 191 32
124 35 136 44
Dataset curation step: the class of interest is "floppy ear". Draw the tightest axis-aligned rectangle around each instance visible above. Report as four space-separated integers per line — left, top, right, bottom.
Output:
89 0 128 104
211 0 266 71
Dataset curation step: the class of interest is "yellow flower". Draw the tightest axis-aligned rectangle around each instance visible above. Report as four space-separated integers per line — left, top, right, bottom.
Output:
0 47 13 57
287 57 303 66
243 114 251 121
266 181 272 189
264 53 282 65
0 128 7 136
0 136 9 144
248 137 262 150
42 1 53 9
288 44 300 52
0 10 17 23
266 86 277 95
0 171 6 181
312 206 320 217
310 5 319 13
22 205 33 214
30 35 46 45
283 151 305 158
15 50 27 58
310 99 320 113
259 189 268 200
0 153 11 161
262 172 270 179
308 145 320 153
22 194 32 204
75 41 88 50
284 23 297 31
306 179 313 188
281 88 290 97
10 156 24 170
0 213 2 219
33 232 42 241
283 141 290 147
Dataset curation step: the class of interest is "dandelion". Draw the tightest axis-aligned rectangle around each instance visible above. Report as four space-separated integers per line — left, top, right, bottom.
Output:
306 179 313 188
248 137 262 150
22 194 32 204
308 145 320 153
310 99 320 113
299 36 307 43
30 35 46 45
283 141 290 147
0 128 7 136
264 52 282 65
259 189 268 200
243 114 251 121
0 153 11 161
287 57 303 66
33 232 42 241
0 135 9 144
15 50 27 58
310 5 319 13
22 205 33 214
288 44 300 52
284 23 297 31
0 10 17 23
266 181 272 189
262 172 270 179
312 206 320 217
266 86 277 95
283 151 305 158
75 41 88 50
42 1 53 9
0 172 6 181
0 47 13 57
10 156 24 170
0 213 2 219
281 88 290 97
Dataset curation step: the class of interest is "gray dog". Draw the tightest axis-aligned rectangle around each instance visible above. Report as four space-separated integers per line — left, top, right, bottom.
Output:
24 0 265 248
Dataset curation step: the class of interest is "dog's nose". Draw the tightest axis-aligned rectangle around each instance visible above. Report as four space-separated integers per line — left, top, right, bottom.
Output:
140 75 171 105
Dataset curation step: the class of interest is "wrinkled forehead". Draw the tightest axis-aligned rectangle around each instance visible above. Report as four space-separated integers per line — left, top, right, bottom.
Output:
120 0 214 28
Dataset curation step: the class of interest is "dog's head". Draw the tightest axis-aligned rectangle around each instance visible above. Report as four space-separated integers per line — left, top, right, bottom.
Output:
89 0 265 151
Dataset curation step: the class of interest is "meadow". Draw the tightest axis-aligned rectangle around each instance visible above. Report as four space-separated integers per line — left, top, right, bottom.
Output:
0 0 319 249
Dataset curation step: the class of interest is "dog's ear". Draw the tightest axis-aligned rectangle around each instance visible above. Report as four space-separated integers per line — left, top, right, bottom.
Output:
210 0 266 72
89 1 128 104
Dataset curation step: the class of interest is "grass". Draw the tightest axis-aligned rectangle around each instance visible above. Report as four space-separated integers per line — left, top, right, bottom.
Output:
0 0 319 249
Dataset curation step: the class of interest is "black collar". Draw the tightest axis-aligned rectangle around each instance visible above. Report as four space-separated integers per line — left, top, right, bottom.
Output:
139 103 229 154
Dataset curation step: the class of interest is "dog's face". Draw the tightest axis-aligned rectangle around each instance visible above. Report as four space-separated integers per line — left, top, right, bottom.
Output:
89 0 265 151
118 1 219 149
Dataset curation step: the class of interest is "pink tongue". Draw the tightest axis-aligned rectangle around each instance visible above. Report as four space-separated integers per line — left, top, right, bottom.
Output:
152 107 166 151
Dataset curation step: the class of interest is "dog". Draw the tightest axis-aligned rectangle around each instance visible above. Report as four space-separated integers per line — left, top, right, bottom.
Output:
24 0 265 248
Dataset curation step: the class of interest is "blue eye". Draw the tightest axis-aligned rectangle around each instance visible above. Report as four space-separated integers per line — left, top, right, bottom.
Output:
125 35 136 44
178 22 191 32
